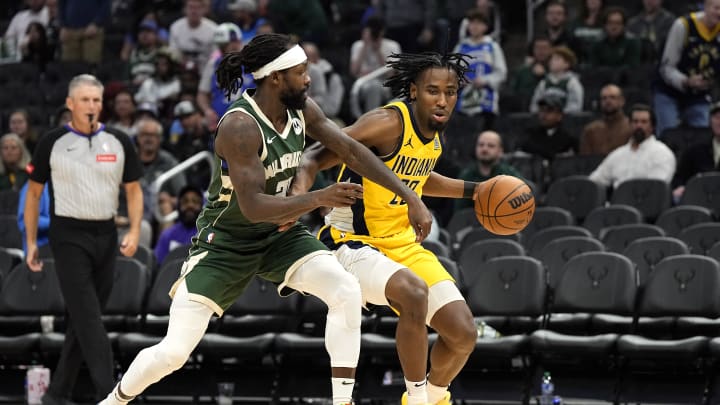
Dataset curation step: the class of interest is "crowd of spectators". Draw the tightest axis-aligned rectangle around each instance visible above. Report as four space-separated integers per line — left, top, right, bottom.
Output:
0 0 717 247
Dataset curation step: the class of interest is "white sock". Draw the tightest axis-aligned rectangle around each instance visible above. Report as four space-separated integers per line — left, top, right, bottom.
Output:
427 381 449 404
405 377 428 405
331 377 354 405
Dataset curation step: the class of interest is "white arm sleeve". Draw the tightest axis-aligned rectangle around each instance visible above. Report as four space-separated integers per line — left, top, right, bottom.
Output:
659 18 689 91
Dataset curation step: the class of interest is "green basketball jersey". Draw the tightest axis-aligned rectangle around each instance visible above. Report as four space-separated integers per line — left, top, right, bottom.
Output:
196 90 306 239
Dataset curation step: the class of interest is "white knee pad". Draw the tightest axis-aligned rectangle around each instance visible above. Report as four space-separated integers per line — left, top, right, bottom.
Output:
287 252 363 329
286 253 362 367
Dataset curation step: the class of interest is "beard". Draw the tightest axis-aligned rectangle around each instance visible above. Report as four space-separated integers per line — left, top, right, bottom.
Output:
479 157 497 166
180 208 200 227
427 118 449 132
632 128 647 144
280 87 308 110
602 107 618 116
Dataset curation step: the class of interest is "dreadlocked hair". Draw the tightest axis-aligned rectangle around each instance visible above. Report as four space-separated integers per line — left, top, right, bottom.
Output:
216 33 295 100
383 52 471 101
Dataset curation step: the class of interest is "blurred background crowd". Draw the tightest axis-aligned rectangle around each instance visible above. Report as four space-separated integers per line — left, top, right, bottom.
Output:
0 0 716 257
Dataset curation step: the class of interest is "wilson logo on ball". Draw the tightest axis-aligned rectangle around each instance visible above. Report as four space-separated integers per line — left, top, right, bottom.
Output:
507 192 533 209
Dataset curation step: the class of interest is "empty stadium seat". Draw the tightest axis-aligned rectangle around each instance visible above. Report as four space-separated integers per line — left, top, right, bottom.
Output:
622 237 690 286
530 252 636 403
525 225 593 257
520 206 574 242
582 204 644 237
599 223 666 253
678 223 720 255
616 255 720 404
545 175 606 222
610 179 671 222
655 205 715 237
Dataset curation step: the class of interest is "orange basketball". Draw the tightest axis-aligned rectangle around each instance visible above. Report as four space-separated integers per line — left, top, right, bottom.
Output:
474 175 535 235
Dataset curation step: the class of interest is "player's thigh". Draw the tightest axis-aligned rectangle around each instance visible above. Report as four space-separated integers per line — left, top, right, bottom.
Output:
257 225 330 286
386 243 455 287
334 244 405 306
180 246 259 315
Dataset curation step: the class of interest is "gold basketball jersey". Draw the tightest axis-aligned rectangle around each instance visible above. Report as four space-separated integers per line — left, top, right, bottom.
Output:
324 101 442 239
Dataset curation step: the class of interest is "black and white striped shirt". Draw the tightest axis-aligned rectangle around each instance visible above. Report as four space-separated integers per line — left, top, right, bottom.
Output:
29 124 142 221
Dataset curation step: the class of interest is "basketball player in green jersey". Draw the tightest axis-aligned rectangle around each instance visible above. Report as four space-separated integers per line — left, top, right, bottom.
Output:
291 52 480 405
99 33 433 405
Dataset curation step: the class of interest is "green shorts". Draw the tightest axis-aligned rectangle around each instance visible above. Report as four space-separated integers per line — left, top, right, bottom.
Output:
169 224 329 316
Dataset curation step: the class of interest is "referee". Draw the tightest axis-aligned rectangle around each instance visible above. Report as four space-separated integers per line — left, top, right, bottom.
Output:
24 74 143 405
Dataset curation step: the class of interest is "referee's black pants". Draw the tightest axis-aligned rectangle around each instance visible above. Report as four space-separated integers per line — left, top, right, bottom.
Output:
47 217 117 400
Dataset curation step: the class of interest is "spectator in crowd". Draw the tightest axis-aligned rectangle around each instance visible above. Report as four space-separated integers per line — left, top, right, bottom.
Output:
672 100 720 200
126 20 163 86
178 60 201 96
541 0 577 50
168 100 212 188
154 184 202 265
350 15 401 113
0 133 31 191
44 0 59 59
590 104 676 188
372 0 436 53
457 0 501 44
107 90 137 136
453 9 506 129
589 7 641 68
455 130 522 211
627 0 675 57
197 22 249 131
20 21 53 70
57 0 110 64
3 0 49 61
8 108 39 153
24 74 143 405
266 0 329 45
135 101 159 122
18 180 50 255
580 84 633 156
520 94 578 161
135 117 186 224
654 0 720 136
52 104 71 127
569 0 605 62
135 50 182 121
530 46 584 113
226 0 267 42
169 0 218 69
302 41 345 122
510 36 553 106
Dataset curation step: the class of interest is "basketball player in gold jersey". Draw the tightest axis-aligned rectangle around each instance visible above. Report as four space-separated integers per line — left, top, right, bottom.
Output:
290 52 480 405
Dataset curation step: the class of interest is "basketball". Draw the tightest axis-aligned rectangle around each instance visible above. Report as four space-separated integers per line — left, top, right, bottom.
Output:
474 175 535 235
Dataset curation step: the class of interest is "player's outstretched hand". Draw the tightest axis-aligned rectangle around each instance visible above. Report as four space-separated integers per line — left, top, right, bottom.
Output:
318 182 364 208
406 196 433 243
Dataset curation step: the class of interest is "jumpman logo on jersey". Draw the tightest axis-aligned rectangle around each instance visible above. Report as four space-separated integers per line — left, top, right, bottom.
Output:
404 138 413 149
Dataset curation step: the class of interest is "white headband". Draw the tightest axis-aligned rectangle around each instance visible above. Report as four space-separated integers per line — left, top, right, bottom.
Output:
251 45 308 79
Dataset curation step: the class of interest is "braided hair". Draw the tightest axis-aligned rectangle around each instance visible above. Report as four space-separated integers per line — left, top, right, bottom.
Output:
384 52 471 101
216 33 294 100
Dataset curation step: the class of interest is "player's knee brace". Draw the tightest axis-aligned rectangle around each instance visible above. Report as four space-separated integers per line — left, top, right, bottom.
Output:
327 272 363 329
154 339 194 372
324 279 362 367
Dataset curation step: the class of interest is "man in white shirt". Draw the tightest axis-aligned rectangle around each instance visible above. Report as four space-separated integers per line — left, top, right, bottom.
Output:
169 0 218 70
3 0 49 60
349 16 401 115
590 104 676 188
